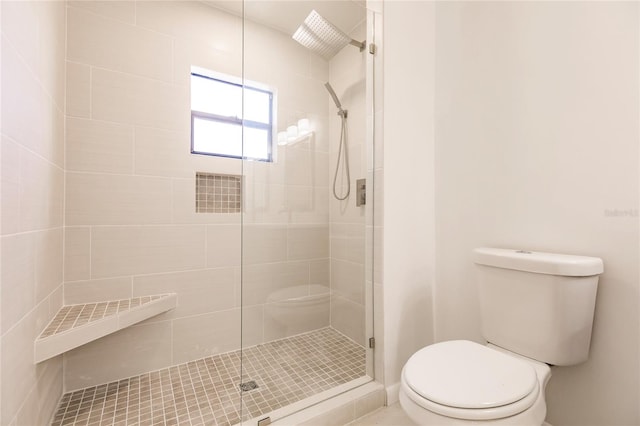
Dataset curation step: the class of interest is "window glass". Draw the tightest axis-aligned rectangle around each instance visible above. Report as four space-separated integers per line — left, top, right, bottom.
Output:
243 127 270 160
192 117 243 158
191 75 242 118
190 71 273 161
243 89 271 124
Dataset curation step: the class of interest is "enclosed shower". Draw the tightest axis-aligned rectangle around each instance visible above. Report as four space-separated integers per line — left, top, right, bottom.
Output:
0 1 381 425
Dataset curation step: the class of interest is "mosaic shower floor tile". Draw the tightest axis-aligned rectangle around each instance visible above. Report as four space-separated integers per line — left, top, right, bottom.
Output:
51 327 366 426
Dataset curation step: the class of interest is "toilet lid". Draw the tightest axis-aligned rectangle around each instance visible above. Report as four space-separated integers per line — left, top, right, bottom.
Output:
404 340 537 410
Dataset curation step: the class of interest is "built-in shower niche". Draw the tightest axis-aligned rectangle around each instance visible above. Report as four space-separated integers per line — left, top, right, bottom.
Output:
195 172 242 214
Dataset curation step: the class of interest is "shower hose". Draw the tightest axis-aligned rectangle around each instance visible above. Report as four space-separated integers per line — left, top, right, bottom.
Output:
332 112 350 201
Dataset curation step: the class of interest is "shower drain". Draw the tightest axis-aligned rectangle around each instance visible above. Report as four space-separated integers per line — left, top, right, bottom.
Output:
239 380 259 392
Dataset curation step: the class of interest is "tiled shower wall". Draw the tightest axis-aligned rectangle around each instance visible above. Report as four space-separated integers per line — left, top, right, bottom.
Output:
63 1 332 391
1 1 66 423
327 22 368 346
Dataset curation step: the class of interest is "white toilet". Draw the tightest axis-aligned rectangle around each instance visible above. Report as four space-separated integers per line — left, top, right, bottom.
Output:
400 248 603 425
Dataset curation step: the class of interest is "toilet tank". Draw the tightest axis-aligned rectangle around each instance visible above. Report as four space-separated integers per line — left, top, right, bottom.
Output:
473 248 603 366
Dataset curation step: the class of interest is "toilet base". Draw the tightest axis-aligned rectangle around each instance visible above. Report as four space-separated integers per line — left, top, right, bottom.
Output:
399 384 547 426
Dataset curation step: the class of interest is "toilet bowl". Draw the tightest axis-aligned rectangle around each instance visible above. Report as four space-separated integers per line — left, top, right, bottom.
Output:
399 340 551 425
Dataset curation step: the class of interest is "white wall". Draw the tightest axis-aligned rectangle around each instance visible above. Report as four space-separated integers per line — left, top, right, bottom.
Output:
381 0 436 398
0 1 66 423
433 3 639 424
381 2 639 423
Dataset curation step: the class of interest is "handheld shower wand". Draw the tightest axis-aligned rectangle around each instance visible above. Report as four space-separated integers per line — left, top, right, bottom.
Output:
325 82 350 201
324 82 346 116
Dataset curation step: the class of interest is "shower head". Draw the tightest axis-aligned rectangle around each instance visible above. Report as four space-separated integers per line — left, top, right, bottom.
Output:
292 10 365 60
324 82 342 111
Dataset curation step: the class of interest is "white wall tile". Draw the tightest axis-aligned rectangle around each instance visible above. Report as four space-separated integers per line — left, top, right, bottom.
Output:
91 225 206 278
133 269 235 321
15 354 62 426
65 62 91 118
91 68 189 131
206 225 241 268
331 259 364 305
243 225 288 265
64 227 90 282
1 1 39 76
35 228 63 304
63 322 173 391
241 304 265 347
66 173 172 226
1 136 21 235
242 262 310 306
173 38 242 88
67 1 136 24
172 310 240 364
135 1 241 46
1 36 64 167
1 2 66 423
19 148 64 231
67 6 173 82
64 277 132 305
134 126 190 178
310 259 330 287
331 294 365 346
1 299 53 424
287 225 329 261
1 233 35 334
66 118 134 174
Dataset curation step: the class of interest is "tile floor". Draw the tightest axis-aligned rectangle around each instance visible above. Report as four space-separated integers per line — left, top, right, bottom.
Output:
51 327 365 426
347 403 414 425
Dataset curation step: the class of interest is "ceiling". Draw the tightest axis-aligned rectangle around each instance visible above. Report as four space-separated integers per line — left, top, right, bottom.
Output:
203 0 367 37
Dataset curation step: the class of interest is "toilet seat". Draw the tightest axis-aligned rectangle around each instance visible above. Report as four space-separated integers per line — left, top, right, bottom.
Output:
402 340 540 421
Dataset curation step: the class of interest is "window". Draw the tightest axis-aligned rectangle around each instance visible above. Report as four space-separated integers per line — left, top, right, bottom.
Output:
190 69 274 161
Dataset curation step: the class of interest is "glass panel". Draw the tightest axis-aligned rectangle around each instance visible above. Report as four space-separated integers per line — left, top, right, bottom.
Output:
241 0 373 423
192 117 242 157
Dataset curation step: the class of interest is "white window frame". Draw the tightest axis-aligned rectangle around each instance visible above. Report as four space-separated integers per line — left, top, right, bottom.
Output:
190 67 276 162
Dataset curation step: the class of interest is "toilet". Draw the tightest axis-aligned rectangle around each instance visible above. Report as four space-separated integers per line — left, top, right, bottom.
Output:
400 248 603 425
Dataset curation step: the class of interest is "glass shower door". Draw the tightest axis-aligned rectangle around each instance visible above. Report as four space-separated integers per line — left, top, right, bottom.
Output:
239 1 375 423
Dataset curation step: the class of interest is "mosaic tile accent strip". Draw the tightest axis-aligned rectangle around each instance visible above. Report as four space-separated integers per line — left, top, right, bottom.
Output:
39 295 167 339
51 327 366 426
196 172 242 213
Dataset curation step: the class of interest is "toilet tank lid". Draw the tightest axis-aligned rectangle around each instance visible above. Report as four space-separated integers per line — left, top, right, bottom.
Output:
473 247 603 277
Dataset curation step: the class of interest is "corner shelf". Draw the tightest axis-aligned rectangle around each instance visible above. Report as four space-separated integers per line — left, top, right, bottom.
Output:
34 294 177 364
